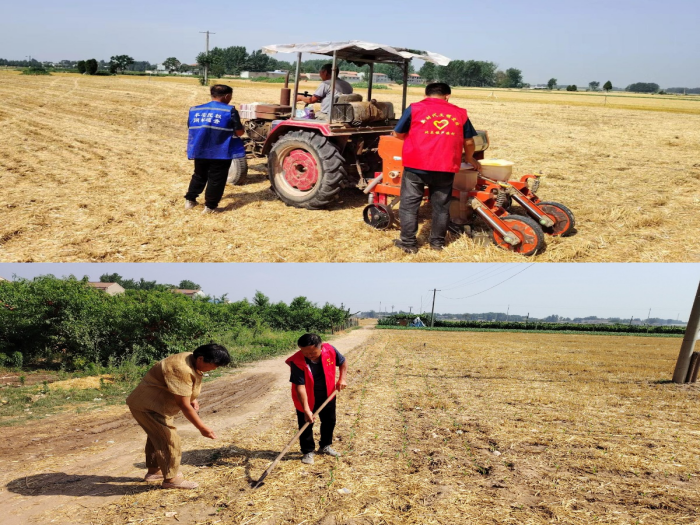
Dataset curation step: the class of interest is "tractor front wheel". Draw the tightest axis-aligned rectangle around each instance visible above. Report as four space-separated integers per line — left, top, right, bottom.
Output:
226 157 248 185
491 215 545 257
537 201 575 236
268 131 346 209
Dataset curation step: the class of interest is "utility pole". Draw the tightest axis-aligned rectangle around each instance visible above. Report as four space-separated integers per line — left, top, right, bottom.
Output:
506 305 510 322
672 281 700 383
647 308 652 325
200 30 215 84
409 306 413 314
429 288 440 328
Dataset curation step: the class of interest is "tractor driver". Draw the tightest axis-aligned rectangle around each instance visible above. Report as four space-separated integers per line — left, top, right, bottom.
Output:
296 64 353 120
391 82 482 254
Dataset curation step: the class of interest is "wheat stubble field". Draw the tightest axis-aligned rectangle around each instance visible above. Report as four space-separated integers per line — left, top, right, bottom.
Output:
48 330 700 525
1 71 699 263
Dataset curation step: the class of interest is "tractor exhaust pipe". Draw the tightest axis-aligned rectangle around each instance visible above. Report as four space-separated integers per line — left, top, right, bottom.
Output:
280 71 291 106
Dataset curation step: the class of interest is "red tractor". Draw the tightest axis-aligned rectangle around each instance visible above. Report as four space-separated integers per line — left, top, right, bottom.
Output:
233 41 574 255
231 41 450 209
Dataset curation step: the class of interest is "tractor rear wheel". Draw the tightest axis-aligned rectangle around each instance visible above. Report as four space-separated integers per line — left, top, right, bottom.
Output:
491 215 545 257
537 201 575 236
226 157 248 185
268 130 346 209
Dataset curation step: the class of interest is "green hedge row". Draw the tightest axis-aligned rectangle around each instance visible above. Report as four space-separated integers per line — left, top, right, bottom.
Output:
377 315 684 334
0 276 348 369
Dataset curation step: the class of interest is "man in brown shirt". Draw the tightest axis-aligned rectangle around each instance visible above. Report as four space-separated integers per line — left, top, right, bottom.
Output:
127 344 231 489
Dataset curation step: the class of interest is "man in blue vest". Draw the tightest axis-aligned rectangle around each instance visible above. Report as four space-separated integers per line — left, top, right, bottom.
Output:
185 84 245 214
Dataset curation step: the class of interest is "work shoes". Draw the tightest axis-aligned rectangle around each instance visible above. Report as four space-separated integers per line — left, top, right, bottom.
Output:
319 446 341 457
185 199 197 210
301 452 315 465
393 239 419 254
201 206 220 215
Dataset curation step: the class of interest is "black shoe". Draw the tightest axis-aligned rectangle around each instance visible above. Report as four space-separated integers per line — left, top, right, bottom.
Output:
393 239 418 254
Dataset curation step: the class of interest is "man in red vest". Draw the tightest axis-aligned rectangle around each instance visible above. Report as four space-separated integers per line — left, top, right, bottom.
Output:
286 333 348 464
392 82 482 253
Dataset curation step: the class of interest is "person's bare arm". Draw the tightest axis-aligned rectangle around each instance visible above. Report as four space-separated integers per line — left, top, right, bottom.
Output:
392 131 407 140
295 383 315 423
296 94 321 104
464 138 482 171
336 361 348 391
174 395 216 439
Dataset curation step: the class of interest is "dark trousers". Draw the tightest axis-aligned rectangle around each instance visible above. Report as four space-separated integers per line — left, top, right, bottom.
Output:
399 167 455 248
296 394 336 454
185 158 232 209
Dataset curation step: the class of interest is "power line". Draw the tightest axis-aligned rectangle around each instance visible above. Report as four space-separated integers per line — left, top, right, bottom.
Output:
439 264 536 300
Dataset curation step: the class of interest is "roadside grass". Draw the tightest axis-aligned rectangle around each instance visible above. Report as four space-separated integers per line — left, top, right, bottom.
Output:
0 327 308 427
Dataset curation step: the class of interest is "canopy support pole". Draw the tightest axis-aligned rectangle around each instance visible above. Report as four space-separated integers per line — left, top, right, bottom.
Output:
401 59 409 113
291 52 301 121
329 50 338 124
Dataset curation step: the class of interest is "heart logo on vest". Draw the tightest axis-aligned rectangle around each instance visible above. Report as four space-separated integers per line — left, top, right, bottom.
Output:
433 119 449 130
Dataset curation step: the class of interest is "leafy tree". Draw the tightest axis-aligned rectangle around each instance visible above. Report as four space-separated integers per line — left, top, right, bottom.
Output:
178 280 201 290
603 80 613 92
588 81 600 91
253 291 270 308
77 60 87 74
162 57 181 73
504 68 523 88
109 55 135 74
85 59 98 75
626 82 659 93
547 78 557 90
419 62 436 82
178 63 192 73
566 84 578 91
246 49 271 72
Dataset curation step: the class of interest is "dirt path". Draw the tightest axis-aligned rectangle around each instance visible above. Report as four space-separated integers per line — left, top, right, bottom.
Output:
0 327 375 525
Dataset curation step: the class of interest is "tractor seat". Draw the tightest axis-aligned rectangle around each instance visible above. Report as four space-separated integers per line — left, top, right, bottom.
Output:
331 100 395 124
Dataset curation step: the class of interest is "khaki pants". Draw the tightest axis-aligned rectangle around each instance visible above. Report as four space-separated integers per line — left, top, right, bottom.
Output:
129 407 181 479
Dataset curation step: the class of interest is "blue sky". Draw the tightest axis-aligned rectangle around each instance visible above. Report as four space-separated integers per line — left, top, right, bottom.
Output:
1 263 698 320
1 0 698 87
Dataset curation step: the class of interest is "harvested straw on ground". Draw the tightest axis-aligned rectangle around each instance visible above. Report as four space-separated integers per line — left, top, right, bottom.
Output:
1 72 699 263
69 331 700 525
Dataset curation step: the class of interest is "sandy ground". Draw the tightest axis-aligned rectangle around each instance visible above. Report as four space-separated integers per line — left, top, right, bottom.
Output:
1 72 699 263
0 326 375 525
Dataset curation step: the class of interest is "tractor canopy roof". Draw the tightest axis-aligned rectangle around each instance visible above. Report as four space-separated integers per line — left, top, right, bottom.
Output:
262 41 451 66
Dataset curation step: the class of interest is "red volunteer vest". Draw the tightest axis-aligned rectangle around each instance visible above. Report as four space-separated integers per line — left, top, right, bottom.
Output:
286 343 336 412
402 98 468 173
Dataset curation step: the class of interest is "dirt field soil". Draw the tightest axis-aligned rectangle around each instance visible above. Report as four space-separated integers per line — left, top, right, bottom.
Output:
0 327 374 525
1 72 699 262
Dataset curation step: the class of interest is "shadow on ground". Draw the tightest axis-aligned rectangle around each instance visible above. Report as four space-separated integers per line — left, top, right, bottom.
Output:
6 473 153 497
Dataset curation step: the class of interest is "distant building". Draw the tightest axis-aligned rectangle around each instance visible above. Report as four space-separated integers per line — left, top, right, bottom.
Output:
241 71 287 79
87 282 125 296
372 72 390 84
302 72 322 81
407 73 425 85
172 289 206 298
339 70 362 83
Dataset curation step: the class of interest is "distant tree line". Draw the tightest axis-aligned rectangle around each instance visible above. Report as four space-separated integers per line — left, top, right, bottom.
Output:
99 272 200 291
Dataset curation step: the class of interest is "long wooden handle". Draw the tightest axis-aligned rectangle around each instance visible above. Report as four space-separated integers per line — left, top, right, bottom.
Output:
253 389 338 488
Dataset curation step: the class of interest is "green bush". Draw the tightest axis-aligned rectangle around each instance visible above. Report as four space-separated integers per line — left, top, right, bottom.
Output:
0 353 7 367
251 76 287 83
353 82 389 89
21 66 51 75
10 352 23 368
0 277 348 370
93 70 113 76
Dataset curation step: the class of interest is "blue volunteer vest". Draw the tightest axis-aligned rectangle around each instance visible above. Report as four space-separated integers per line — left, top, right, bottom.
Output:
187 101 246 160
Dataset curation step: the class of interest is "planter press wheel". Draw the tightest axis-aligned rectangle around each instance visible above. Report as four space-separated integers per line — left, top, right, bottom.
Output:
268 130 346 210
226 157 248 185
491 215 545 257
536 201 576 237
363 203 394 230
